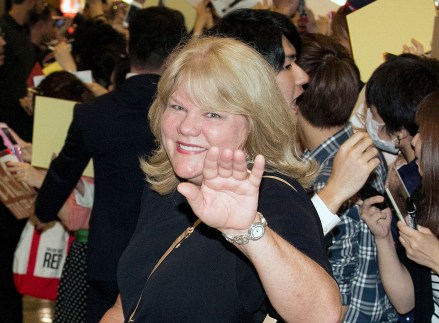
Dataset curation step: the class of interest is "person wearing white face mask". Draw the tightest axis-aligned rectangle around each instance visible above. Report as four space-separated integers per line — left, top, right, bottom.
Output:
361 91 439 323
365 109 400 155
364 54 439 195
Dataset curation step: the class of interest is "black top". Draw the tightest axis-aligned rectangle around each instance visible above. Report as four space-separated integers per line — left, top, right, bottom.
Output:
0 13 35 141
118 173 333 322
35 74 160 282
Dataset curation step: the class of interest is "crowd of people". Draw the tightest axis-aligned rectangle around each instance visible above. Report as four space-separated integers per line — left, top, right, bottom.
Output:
0 0 438 322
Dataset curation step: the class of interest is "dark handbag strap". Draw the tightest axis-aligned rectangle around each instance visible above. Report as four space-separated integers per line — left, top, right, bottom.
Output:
262 175 297 192
128 219 202 322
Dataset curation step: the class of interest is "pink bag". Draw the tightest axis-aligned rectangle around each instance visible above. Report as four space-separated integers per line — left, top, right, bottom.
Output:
63 177 94 231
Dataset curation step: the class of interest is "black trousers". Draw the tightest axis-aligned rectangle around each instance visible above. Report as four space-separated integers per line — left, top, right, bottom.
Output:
0 204 26 323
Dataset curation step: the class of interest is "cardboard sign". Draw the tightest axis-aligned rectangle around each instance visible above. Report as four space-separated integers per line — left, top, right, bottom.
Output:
347 0 436 81
32 96 94 177
431 15 439 59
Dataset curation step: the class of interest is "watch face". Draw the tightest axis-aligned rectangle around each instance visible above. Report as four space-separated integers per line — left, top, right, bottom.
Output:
251 224 264 239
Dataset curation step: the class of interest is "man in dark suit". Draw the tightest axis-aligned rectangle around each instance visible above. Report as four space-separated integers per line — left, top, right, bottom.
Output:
34 7 187 322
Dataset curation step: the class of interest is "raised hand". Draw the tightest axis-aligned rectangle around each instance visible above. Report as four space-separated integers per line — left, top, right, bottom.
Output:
319 131 379 213
177 147 265 233
273 0 300 17
402 39 427 57
360 196 392 239
193 0 214 37
54 41 76 72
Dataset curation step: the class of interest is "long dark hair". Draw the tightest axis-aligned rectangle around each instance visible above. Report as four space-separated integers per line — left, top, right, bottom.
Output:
415 91 439 237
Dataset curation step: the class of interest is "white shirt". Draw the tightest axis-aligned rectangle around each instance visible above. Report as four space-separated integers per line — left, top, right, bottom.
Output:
311 194 340 236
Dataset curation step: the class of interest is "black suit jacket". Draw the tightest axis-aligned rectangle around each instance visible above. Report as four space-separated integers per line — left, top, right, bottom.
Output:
35 74 160 282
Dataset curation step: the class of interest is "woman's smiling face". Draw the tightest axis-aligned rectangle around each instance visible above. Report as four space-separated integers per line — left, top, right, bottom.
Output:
161 86 249 186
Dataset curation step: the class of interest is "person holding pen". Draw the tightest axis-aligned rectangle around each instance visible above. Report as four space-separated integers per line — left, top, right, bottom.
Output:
361 91 439 322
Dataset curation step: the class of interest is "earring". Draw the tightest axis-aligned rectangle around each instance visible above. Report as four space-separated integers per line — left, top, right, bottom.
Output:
397 135 401 146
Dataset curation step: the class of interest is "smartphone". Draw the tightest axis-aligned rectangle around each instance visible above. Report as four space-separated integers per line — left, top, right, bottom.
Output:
385 187 405 223
123 0 144 27
0 126 23 162
0 126 18 148
357 183 389 210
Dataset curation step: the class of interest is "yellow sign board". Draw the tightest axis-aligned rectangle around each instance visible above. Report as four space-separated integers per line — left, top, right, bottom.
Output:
347 0 436 81
32 96 94 177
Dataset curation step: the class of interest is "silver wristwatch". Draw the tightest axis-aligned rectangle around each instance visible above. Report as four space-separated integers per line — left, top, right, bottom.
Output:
222 212 267 245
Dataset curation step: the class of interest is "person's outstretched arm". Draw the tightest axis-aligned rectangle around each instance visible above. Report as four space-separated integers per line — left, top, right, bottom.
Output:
361 196 415 314
178 147 341 322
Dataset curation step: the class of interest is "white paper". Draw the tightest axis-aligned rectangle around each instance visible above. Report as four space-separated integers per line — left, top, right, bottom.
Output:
210 0 261 17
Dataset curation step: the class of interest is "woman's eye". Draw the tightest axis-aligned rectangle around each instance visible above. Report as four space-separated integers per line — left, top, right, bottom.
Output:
284 64 292 71
206 112 221 118
170 104 184 111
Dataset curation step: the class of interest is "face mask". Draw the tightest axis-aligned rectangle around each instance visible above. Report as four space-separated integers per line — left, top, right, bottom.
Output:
365 109 399 154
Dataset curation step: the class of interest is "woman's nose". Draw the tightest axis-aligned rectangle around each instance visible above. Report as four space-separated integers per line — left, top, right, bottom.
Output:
178 113 202 137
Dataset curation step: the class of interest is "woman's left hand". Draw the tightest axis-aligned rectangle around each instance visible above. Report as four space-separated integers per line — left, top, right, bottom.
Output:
177 147 265 233
398 222 439 273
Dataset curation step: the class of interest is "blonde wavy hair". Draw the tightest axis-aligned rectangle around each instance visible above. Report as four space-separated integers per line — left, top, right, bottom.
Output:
142 37 317 195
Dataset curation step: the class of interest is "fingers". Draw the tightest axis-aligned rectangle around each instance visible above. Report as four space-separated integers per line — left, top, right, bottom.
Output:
203 147 221 181
5 161 23 174
217 149 233 178
402 39 425 56
360 197 391 226
177 181 203 213
203 147 255 182
362 195 385 208
416 225 431 234
248 154 265 188
348 131 372 149
349 132 378 162
337 131 375 162
397 219 407 230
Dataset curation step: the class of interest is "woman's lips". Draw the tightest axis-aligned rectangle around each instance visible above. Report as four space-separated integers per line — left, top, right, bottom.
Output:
176 142 207 154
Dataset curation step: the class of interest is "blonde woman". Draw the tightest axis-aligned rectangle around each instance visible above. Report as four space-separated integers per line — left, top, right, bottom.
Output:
102 37 341 322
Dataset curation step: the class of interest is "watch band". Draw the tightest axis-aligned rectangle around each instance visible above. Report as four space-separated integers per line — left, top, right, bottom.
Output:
222 212 267 245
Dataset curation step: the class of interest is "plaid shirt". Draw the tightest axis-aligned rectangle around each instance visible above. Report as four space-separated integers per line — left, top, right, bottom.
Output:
303 123 398 322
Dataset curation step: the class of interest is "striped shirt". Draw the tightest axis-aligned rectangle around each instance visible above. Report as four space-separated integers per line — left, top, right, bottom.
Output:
303 123 398 322
432 271 439 322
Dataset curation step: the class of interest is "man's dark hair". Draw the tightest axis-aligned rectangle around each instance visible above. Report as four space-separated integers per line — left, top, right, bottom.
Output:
28 4 52 28
128 7 188 71
298 33 360 128
211 9 301 73
72 20 127 88
366 54 439 136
